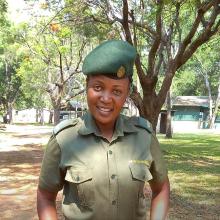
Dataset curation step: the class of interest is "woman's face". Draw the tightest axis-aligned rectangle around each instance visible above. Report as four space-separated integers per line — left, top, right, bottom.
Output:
87 75 130 127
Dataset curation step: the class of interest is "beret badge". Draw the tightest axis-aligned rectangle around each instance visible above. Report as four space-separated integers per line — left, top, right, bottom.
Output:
117 66 126 78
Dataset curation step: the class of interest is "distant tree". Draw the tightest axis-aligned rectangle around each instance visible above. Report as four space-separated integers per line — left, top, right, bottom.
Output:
0 21 23 123
191 39 220 128
17 19 87 124
172 37 220 129
16 0 117 124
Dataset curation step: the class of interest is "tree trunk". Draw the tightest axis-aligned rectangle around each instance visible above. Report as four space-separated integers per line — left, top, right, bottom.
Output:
36 109 39 123
142 94 161 131
203 72 213 128
210 76 220 129
39 108 44 125
47 86 62 125
54 108 60 125
165 90 172 138
131 86 165 131
8 103 13 124
48 110 53 124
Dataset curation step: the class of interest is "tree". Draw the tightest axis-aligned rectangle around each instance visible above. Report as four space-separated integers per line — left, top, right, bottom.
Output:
186 38 220 128
17 18 87 124
20 1 220 129
210 76 220 128
171 36 220 129
0 21 23 123
63 0 220 130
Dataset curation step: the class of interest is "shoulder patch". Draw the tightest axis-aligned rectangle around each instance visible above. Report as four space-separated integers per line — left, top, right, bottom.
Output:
134 117 152 133
53 118 79 135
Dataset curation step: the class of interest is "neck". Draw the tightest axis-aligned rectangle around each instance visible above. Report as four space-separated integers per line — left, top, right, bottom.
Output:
96 121 115 142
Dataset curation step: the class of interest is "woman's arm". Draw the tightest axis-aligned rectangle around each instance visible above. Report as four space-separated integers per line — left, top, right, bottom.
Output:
37 187 58 220
149 176 170 220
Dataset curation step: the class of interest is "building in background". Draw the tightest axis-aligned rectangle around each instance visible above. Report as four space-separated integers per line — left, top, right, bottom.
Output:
172 96 220 131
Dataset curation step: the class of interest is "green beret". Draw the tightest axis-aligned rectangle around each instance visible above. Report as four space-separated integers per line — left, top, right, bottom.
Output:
82 40 137 78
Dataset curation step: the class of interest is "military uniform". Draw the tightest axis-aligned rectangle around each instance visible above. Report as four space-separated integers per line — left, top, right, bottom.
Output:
39 112 167 220
38 39 168 219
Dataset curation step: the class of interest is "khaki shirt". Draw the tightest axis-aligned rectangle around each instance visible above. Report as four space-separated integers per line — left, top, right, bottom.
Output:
39 112 167 220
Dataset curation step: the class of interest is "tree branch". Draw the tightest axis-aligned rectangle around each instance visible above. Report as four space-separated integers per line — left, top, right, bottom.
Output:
135 54 146 86
175 2 209 62
61 88 86 109
130 10 137 48
179 3 220 68
129 85 145 116
122 0 133 44
147 1 163 77
63 40 86 84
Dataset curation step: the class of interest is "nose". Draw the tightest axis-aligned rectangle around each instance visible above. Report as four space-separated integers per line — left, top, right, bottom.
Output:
100 91 112 103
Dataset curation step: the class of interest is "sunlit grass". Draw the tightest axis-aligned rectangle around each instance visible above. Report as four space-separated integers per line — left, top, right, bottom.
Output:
158 133 220 206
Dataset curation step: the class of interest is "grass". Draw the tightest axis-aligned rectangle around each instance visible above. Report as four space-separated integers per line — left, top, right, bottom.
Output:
158 133 220 207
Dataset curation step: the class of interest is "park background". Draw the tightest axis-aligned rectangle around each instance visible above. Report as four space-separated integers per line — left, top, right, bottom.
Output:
0 0 220 219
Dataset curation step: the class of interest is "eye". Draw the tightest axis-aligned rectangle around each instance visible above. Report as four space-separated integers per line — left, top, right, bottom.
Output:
113 89 122 96
93 85 102 91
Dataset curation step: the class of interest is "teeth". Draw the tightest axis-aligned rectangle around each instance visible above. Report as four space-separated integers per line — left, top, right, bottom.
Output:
98 107 111 112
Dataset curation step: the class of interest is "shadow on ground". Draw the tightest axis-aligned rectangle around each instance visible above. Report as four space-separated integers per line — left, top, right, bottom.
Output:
0 126 64 220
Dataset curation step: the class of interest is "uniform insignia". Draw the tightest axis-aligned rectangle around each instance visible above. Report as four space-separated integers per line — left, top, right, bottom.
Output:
117 66 125 78
129 160 151 167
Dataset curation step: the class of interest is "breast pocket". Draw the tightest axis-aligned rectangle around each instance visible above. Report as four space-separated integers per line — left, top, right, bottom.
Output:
64 165 94 208
129 161 153 182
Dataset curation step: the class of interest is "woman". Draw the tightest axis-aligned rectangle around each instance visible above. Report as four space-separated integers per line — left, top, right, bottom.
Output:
37 40 170 220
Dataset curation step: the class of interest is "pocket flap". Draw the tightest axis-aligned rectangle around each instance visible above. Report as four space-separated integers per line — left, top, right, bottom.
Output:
129 161 153 182
65 166 92 184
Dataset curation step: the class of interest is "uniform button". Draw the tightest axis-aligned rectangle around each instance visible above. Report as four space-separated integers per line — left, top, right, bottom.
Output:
112 200 116 205
111 174 116 179
109 150 113 154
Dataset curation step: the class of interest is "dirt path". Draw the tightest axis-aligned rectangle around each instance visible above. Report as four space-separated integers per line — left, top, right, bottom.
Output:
0 124 63 220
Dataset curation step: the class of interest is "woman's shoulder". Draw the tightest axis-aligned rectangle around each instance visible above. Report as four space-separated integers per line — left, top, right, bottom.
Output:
121 114 153 134
52 118 82 136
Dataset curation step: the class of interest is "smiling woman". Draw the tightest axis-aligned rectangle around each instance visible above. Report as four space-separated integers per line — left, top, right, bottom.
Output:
37 40 170 220
86 75 130 140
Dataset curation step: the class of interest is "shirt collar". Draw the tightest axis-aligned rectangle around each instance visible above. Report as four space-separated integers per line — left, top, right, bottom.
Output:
78 111 138 138
78 111 101 136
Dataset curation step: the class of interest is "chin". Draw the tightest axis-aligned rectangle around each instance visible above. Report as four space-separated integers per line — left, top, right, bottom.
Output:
95 116 115 125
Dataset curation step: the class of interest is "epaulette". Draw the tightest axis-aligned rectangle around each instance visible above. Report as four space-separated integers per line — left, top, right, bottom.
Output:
53 118 79 135
134 116 153 133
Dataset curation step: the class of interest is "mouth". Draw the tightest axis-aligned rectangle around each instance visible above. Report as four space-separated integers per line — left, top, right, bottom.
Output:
97 106 113 113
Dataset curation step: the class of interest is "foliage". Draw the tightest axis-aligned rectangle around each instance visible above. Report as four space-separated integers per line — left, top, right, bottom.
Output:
173 38 220 97
15 5 90 123
0 0 7 25
0 22 23 116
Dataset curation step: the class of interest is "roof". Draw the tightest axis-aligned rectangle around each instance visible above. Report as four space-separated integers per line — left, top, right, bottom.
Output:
172 96 210 108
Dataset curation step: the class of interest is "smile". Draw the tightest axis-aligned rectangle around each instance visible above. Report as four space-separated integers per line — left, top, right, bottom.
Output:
97 106 113 113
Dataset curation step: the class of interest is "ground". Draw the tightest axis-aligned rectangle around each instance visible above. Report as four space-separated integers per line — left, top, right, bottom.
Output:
0 124 63 220
0 124 219 219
